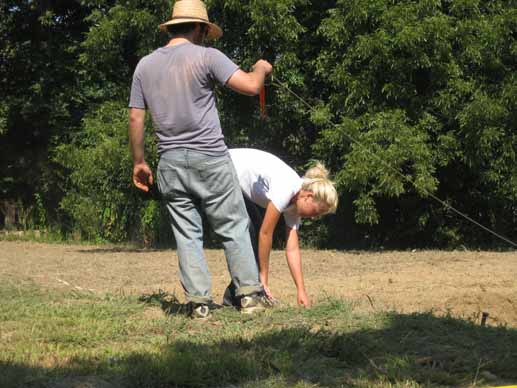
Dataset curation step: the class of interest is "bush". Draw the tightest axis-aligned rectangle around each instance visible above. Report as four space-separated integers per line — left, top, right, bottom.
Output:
55 101 162 243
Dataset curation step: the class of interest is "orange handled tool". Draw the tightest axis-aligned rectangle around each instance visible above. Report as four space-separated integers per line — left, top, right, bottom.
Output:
259 85 267 119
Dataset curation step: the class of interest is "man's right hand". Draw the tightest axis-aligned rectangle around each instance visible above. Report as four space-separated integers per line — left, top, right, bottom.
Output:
133 162 154 192
252 59 273 76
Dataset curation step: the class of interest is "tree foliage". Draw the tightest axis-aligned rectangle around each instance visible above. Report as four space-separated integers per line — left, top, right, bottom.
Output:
0 0 91 210
1 0 515 248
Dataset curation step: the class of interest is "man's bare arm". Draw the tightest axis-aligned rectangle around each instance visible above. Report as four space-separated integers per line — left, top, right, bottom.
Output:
129 108 146 164
226 59 273 96
128 108 153 192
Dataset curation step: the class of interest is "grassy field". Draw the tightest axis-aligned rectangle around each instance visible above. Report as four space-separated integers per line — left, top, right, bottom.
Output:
1 280 517 388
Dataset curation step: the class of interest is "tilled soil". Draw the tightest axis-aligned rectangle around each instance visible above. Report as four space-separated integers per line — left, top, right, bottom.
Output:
1 241 516 326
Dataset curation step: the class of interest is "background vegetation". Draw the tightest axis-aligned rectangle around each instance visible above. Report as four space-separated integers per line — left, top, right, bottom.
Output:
1 0 516 248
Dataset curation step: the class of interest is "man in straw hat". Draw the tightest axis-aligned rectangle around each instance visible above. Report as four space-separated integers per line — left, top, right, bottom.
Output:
128 0 273 319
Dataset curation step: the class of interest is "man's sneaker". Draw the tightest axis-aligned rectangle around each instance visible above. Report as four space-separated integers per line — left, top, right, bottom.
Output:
190 303 211 320
240 292 274 314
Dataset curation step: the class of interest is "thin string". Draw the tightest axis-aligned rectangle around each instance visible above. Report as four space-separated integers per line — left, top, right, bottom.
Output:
270 77 517 248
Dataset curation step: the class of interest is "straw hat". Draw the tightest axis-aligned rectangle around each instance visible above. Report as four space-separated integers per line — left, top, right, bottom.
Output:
159 0 223 40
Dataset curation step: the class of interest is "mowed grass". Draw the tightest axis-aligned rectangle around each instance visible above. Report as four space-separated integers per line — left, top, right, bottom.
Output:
1 281 516 388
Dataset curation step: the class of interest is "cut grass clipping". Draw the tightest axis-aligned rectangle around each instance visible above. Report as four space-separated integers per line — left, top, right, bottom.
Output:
1 283 516 387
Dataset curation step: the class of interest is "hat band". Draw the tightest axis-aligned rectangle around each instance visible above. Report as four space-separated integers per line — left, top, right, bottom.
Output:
171 16 210 23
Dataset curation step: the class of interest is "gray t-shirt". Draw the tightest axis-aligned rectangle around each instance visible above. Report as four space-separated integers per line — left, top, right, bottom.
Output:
129 43 239 155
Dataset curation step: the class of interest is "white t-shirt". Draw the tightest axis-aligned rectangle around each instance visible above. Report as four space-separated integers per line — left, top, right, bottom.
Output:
229 148 303 229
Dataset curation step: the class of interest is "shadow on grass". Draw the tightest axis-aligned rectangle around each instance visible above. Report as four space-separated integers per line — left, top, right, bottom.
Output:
2 311 517 387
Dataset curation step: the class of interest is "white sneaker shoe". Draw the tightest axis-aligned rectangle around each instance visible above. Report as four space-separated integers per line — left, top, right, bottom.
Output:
240 292 273 314
190 303 211 320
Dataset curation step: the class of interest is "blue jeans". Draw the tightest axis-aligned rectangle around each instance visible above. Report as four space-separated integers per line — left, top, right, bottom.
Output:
223 197 264 306
157 148 262 304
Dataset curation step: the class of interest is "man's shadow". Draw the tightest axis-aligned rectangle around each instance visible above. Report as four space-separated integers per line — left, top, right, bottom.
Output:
138 290 224 316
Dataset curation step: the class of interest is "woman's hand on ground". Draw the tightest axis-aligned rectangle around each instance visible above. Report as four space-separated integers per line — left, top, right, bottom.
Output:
263 284 273 299
297 290 311 308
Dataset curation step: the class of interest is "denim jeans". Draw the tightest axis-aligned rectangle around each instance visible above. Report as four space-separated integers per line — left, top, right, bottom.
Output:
157 148 263 304
223 198 264 306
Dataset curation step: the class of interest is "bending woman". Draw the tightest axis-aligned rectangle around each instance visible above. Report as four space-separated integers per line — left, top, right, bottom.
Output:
224 148 338 307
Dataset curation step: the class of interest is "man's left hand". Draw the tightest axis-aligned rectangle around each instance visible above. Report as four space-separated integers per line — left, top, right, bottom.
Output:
133 162 154 192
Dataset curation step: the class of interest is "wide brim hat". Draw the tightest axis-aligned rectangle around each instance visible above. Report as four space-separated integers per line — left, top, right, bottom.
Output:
159 0 223 40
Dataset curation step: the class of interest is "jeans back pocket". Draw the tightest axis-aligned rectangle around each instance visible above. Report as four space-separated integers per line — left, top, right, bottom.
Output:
198 157 234 195
157 166 180 199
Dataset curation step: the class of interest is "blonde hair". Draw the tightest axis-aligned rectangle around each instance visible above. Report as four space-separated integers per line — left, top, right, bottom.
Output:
301 162 338 214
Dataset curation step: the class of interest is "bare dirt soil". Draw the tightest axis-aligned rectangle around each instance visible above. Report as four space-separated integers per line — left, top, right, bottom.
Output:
1 241 516 326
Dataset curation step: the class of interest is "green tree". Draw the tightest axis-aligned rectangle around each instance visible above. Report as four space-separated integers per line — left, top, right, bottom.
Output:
312 0 517 247
55 0 318 243
0 0 95 227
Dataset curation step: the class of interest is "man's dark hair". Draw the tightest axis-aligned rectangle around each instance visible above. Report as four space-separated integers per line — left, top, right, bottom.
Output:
166 22 204 37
